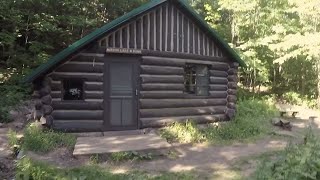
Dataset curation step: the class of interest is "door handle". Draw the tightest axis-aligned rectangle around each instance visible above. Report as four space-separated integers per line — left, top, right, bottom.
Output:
135 89 138 96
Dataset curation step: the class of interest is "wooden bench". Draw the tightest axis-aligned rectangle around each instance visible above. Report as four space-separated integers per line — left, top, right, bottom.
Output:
280 110 298 118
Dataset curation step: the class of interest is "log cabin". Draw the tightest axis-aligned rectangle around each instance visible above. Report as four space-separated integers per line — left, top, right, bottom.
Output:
23 0 245 132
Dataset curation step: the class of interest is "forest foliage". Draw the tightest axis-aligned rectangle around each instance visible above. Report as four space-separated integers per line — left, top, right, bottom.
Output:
0 0 320 119
190 0 320 102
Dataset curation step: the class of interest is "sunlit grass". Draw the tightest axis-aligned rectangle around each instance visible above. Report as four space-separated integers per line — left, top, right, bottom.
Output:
160 99 278 144
16 157 197 180
10 123 76 153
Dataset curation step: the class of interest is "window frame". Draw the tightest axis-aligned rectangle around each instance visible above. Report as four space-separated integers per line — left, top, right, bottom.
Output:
184 63 210 96
61 78 85 101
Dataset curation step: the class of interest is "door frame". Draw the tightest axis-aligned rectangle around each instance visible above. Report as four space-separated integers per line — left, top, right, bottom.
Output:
103 54 140 131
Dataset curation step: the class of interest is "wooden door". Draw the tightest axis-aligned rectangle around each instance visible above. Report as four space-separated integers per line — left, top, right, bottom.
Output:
104 56 139 130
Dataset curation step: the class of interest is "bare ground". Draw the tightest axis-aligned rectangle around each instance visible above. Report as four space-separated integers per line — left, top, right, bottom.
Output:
1 103 320 179
99 136 288 179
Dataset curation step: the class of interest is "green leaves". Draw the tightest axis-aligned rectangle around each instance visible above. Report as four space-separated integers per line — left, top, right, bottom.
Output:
254 129 320 180
0 0 148 74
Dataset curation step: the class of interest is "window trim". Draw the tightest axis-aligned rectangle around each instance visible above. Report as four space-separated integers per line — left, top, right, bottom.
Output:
61 78 85 102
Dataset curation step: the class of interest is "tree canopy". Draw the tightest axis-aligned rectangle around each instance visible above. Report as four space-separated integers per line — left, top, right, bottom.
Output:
1 0 319 106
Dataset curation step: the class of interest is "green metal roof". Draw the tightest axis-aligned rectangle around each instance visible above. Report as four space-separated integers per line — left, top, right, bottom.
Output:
23 0 245 83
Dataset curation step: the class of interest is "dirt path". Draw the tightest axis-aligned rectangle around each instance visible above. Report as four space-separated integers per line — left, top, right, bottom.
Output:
0 127 15 179
103 137 288 179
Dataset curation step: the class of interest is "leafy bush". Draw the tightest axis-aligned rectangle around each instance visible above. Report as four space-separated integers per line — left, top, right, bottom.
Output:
160 120 205 143
161 99 278 143
22 124 76 153
16 157 196 180
0 77 31 123
237 87 255 100
282 91 318 109
206 99 278 141
253 128 320 180
282 91 303 105
7 129 19 147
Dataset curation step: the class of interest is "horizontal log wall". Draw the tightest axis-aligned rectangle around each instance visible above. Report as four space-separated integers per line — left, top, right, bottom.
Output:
98 1 225 57
48 54 105 131
141 114 226 128
52 110 103 120
141 75 184 83
139 55 230 126
46 54 237 129
140 99 227 109
141 106 226 118
53 120 104 131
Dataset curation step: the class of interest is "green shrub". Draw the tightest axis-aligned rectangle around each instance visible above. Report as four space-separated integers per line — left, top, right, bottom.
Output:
22 124 76 153
7 129 19 147
205 99 278 141
160 120 205 143
282 91 303 105
161 99 278 143
237 87 255 100
0 83 31 123
281 91 317 109
253 128 320 180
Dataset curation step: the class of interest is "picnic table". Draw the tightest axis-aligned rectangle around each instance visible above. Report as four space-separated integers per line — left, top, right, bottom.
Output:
279 109 298 117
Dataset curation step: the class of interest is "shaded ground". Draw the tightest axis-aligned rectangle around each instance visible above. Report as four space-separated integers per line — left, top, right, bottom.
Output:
105 137 288 179
0 101 33 179
1 103 320 179
0 128 15 180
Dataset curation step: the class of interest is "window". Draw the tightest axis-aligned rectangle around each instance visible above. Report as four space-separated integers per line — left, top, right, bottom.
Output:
63 79 84 100
184 64 209 96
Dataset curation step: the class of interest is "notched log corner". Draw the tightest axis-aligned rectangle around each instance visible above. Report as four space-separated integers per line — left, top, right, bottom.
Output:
226 109 236 120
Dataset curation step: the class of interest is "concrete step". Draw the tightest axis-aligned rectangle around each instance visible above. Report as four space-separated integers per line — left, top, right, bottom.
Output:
73 133 171 156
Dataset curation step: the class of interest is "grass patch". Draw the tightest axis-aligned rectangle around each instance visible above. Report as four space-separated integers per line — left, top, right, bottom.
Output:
110 151 153 162
211 169 243 180
7 129 19 147
23 124 76 152
88 151 154 164
252 127 320 179
16 157 197 180
160 99 278 144
21 123 76 153
160 120 205 143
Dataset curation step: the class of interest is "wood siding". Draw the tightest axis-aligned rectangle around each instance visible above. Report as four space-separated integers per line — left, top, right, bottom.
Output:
139 55 230 127
98 1 225 57
48 54 104 131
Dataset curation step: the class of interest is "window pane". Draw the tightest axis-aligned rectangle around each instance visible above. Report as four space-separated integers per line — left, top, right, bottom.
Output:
196 65 209 96
184 64 209 96
184 64 196 94
63 79 83 100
